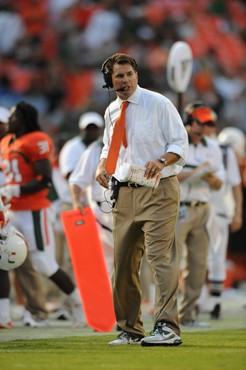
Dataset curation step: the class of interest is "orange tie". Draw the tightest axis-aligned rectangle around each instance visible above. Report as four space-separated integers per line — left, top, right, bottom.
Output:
105 101 129 175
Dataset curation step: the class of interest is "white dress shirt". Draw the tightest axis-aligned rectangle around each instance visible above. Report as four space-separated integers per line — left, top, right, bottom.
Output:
180 136 225 203
69 140 104 202
100 85 189 181
69 140 113 231
59 136 87 177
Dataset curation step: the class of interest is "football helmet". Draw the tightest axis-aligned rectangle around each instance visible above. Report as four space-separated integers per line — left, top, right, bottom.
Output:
0 225 27 270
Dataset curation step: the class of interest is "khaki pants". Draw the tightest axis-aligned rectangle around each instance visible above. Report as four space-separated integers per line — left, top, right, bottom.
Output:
112 177 180 336
176 203 210 323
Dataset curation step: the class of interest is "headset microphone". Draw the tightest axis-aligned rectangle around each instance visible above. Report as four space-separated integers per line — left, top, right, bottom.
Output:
114 87 125 92
103 86 125 92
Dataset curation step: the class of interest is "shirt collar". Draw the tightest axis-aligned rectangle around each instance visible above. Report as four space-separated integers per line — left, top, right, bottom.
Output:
117 84 141 106
188 134 208 147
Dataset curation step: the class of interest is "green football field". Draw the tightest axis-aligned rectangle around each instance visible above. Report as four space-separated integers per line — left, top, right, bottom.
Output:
0 329 245 370
0 288 245 370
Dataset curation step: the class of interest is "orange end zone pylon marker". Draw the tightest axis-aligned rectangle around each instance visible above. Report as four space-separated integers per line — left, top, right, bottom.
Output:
61 207 116 332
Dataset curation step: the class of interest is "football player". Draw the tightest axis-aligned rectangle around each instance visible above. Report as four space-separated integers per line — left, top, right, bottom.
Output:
0 101 86 328
0 106 48 328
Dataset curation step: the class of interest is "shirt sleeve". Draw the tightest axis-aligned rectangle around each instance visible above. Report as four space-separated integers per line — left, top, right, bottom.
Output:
59 138 85 177
100 108 110 160
69 144 100 189
161 99 189 166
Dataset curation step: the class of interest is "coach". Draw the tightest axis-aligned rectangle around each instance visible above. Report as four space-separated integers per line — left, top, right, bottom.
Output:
96 53 188 346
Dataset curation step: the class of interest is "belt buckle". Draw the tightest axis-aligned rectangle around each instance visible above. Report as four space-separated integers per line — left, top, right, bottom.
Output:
128 182 138 188
191 200 198 207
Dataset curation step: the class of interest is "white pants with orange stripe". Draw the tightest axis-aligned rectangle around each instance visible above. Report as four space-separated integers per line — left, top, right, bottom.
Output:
8 208 59 277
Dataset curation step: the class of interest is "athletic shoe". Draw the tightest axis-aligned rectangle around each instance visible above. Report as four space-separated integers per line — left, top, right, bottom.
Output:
141 322 182 347
109 331 143 346
0 319 13 329
23 310 37 327
71 304 86 328
210 303 221 320
181 320 210 328
22 310 48 327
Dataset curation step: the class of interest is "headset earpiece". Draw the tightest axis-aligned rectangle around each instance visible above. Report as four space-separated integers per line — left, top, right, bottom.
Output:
101 58 113 89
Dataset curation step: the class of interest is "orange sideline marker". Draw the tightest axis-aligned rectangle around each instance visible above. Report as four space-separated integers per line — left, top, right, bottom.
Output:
61 208 116 332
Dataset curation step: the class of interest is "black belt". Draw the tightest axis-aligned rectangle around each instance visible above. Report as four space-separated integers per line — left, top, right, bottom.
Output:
180 201 207 207
116 177 175 189
119 181 143 188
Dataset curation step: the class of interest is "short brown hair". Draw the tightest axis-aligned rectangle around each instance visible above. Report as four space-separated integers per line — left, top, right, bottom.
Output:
103 53 138 75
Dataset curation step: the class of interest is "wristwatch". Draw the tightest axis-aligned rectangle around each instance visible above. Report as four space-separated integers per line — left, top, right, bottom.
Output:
158 157 167 166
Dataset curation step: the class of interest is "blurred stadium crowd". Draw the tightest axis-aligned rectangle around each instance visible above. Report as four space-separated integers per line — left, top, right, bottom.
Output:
0 0 246 142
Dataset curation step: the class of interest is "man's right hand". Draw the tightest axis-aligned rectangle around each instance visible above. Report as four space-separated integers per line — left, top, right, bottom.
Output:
72 200 85 215
95 159 110 189
69 184 86 214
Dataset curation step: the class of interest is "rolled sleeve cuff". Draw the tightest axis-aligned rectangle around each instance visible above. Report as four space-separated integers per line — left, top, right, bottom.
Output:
69 179 88 189
100 147 108 161
100 154 107 161
167 145 187 166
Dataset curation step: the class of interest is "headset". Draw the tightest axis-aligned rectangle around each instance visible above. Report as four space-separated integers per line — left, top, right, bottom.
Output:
101 55 138 90
101 57 114 89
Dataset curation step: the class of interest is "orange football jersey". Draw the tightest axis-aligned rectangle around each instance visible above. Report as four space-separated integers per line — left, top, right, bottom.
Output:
0 131 53 210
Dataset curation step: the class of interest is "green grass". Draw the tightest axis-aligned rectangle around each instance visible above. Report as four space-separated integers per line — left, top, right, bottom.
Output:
0 329 245 370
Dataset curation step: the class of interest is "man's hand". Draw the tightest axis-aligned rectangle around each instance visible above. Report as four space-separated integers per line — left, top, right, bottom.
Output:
230 213 242 233
144 160 164 179
69 183 86 214
95 159 110 189
0 185 20 204
144 153 180 179
72 199 85 215
201 173 222 190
